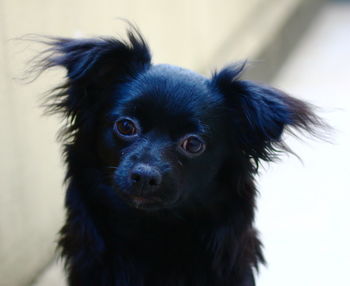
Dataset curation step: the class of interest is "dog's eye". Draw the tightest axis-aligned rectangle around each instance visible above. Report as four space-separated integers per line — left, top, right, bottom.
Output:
114 118 138 137
180 135 205 156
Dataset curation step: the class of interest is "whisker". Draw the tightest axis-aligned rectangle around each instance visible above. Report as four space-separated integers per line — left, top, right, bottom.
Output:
106 166 118 170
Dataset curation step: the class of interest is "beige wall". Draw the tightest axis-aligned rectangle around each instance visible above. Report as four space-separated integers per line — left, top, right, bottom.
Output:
0 0 318 285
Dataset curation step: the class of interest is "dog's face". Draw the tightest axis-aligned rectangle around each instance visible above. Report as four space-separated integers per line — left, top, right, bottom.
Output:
98 65 230 210
40 30 319 213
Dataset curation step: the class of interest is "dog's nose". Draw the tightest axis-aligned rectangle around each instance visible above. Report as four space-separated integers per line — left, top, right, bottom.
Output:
130 163 162 192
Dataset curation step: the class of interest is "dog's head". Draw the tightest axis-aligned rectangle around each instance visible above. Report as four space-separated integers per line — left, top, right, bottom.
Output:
37 30 321 212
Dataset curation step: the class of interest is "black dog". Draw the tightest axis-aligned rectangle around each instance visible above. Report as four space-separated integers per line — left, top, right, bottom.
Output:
35 29 321 286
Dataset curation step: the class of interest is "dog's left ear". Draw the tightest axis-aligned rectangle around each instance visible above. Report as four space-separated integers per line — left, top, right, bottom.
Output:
211 64 322 162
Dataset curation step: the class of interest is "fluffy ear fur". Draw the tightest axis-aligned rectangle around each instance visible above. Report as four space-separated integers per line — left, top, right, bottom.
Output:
212 63 323 163
32 29 151 142
38 29 151 84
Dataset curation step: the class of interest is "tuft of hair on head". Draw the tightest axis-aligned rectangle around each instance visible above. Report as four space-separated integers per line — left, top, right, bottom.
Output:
211 62 329 169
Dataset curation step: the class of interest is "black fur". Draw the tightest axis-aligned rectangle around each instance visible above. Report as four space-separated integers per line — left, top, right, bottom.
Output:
34 29 323 286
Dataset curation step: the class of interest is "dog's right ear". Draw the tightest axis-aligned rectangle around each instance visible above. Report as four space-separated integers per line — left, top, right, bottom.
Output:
30 29 151 141
37 29 151 85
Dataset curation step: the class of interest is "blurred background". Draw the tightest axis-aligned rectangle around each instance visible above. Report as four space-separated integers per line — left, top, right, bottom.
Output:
0 0 349 285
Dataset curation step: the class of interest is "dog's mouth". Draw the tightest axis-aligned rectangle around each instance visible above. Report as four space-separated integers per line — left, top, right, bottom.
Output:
118 191 164 209
129 194 162 205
